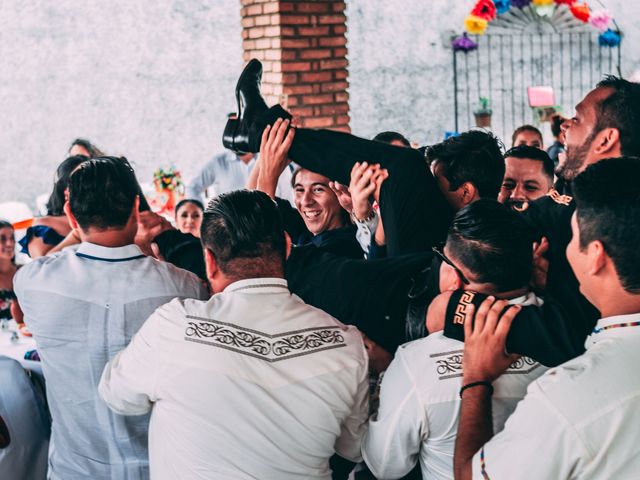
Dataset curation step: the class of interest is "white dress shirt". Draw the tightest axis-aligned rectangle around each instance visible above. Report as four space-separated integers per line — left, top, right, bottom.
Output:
185 150 295 203
14 242 207 480
99 277 370 480
473 312 640 479
363 292 547 480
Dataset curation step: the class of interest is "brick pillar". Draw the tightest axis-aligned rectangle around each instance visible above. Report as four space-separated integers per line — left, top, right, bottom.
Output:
240 0 350 132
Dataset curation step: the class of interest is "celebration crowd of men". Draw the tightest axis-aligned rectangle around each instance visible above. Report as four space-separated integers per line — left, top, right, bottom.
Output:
2 59 640 480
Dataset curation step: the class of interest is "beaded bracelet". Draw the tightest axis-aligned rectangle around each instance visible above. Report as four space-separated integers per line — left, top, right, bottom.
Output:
459 381 494 398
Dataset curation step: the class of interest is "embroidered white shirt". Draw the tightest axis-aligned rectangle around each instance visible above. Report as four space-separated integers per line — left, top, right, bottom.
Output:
14 242 207 480
99 277 369 480
363 292 547 480
473 312 640 479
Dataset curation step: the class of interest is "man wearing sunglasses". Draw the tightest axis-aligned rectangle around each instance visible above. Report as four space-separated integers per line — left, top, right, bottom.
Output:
362 200 547 480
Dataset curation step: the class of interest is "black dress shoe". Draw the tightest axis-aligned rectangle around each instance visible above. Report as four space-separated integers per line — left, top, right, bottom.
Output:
222 59 291 153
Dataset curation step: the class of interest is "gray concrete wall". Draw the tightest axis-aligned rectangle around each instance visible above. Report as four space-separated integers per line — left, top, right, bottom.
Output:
2 1 639 208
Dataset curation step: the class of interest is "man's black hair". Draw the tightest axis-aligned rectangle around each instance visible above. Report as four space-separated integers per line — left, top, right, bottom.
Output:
427 130 505 199
201 189 286 279
573 156 640 294
593 76 640 157
373 131 411 147
446 199 533 292
68 157 139 230
504 145 555 180
550 114 565 138
46 155 91 216
511 125 543 146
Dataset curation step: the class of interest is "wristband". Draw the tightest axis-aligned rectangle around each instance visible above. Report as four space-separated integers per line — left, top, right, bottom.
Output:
459 381 494 398
351 208 376 224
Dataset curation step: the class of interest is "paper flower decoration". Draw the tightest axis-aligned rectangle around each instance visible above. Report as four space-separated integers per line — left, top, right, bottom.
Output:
471 0 497 21
589 9 612 32
570 3 591 22
554 0 573 4
464 14 489 35
532 0 553 5
535 4 554 16
598 29 621 47
494 0 511 14
511 0 531 7
452 33 479 52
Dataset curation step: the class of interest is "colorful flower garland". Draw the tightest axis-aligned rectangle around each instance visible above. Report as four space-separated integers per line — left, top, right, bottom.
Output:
153 166 184 193
454 0 620 51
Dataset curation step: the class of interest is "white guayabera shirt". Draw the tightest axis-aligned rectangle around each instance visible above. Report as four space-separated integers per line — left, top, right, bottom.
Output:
14 242 207 480
99 277 370 480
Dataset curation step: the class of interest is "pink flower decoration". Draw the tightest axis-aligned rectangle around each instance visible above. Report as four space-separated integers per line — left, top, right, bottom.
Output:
589 9 612 32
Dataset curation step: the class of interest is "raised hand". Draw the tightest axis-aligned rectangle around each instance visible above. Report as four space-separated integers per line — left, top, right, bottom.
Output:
257 118 295 198
349 162 388 221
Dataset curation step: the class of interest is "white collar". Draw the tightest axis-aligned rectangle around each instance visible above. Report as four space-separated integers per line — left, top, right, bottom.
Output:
585 313 640 349
223 277 289 294
507 291 544 307
76 242 145 262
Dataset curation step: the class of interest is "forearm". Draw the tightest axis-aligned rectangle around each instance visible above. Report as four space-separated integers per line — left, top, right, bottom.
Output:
246 159 261 189
257 167 281 199
454 387 494 480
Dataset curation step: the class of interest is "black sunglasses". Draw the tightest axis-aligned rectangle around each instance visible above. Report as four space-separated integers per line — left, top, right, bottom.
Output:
432 245 470 285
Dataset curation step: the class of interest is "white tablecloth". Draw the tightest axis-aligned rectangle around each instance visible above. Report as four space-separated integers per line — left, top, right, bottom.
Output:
0 320 41 374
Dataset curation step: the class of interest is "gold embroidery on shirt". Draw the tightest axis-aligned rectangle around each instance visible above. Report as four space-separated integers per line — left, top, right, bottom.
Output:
453 291 476 325
546 188 573 206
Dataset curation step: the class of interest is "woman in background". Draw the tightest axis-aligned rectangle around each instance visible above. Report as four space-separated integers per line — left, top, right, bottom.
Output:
174 199 204 238
0 221 22 322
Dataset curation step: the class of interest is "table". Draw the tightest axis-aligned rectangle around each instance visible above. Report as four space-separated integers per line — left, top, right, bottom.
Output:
0 319 41 375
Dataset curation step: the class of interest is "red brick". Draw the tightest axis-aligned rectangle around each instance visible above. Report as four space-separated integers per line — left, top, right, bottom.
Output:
320 81 349 92
335 114 351 125
290 106 314 117
281 61 312 72
281 26 296 36
241 17 255 28
288 96 299 107
246 4 263 15
333 47 348 57
320 59 348 70
248 27 265 38
264 25 281 37
279 2 295 13
332 24 347 34
296 26 331 36
319 36 347 47
263 2 279 14
271 38 281 48
303 116 335 128
263 72 283 83
318 14 346 24
281 50 298 60
284 84 314 95
335 92 349 102
334 69 349 80
300 71 332 83
255 38 271 49
302 94 334 105
281 14 312 25
282 73 299 83
265 49 282 60
321 103 349 115
242 39 256 50
270 14 280 24
250 50 266 61
255 15 270 26
332 124 352 133
299 49 332 60
295 3 331 14
242 29 249 39
332 2 346 13
281 38 311 48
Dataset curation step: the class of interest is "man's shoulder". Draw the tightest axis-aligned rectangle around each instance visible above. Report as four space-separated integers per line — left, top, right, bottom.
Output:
395 333 464 387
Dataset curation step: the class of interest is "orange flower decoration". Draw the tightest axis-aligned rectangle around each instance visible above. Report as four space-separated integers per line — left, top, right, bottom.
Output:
471 0 497 21
570 3 591 22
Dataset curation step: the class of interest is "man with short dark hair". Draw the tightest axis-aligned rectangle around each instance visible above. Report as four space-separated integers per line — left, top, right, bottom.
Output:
15 157 207 479
454 157 640 479
511 124 544 149
99 189 370 480
363 200 546 479
498 145 554 209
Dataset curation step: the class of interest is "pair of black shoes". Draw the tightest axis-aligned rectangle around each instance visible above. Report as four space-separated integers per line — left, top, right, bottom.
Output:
222 59 291 153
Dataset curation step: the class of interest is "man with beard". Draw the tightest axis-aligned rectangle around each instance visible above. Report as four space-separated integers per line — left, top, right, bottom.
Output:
438 75 640 367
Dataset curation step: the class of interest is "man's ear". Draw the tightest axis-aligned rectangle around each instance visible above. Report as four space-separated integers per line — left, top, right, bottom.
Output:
460 182 478 207
593 128 621 157
284 232 292 260
63 201 80 230
587 240 607 277
204 248 219 288
131 196 141 224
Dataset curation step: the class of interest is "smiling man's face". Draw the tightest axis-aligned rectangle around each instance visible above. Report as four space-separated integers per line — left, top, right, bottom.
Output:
293 169 345 235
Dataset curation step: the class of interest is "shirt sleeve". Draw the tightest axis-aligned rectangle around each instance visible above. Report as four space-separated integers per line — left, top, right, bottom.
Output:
334 337 370 463
362 349 426 478
185 155 221 200
355 212 379 258
98 304 166 415
472 380 584 479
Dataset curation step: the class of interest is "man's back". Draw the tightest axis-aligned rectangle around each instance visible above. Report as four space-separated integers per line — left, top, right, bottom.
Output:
100 278 369 480
15 242 206 480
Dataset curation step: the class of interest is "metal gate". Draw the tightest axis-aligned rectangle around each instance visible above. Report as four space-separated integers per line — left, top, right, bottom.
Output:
452 6 622 143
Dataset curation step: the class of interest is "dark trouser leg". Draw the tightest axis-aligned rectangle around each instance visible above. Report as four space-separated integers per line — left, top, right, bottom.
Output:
287 127 453 255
